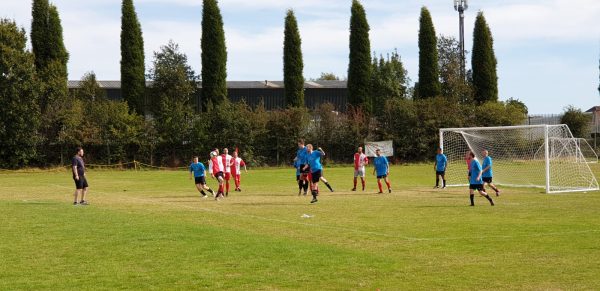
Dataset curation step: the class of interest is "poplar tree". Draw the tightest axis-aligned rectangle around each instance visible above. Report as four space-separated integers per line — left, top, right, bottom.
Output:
283 9 304 108
121 0 146 114
416 7 441 99
201 0 228 110
347 0 372 112
471 11 498 103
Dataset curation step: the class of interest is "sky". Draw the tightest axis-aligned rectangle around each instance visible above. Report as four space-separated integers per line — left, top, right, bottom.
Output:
1 0 599 114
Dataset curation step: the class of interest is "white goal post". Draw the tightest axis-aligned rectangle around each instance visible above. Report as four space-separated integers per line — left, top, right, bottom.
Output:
440 124 599 193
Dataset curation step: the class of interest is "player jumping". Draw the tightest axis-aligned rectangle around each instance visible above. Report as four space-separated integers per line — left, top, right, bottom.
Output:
189 156 215 198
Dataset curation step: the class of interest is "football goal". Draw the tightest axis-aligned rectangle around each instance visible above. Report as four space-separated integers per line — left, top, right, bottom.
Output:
440 124 599 193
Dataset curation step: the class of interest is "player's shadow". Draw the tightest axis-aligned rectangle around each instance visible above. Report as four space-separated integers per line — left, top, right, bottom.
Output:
152 195 202 199
230 202 303 206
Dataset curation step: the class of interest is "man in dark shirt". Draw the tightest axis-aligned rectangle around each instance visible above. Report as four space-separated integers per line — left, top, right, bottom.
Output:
72 147 89 205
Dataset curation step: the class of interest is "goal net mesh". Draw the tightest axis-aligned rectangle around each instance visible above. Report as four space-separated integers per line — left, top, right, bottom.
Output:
440 125 599 193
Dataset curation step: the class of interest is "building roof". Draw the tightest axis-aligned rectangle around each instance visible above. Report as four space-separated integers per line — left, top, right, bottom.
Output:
68 80 347 89
586 106 600 113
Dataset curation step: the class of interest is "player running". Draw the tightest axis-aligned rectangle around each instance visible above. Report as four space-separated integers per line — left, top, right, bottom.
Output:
303 144 325 203
373 149 392 194
481 149 501 196
209 150 225 200
352 146 368 191
189 156 215 198
468 151 494 206
434 147 447 189
295 139 310 195
222 148 233 196
231 151 247 191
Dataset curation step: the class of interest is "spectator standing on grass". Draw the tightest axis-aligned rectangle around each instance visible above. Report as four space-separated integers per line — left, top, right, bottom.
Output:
72 147 89 205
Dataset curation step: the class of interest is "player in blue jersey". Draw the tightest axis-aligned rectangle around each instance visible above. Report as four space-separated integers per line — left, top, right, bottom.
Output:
373 149 392 194
434 147 447 189
468 151 494 206
295 139 310 195
481 150 501 196
189 156 215 198
303 144 325 203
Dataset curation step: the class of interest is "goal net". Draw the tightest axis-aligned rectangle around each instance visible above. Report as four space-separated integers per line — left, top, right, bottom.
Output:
440 124 599 193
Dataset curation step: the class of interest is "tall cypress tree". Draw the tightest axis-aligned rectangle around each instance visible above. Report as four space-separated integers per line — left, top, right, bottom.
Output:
121 0 146 114
471 11 498 103
201 0 228 110
31 0 49 71
283 9 304 108
417 6 440 99
347 0 372 112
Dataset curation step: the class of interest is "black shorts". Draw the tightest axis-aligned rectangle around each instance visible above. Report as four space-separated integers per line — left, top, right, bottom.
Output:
469 184 484 191
300 164 310 174
215 171 224 179
377 174 388 179
436 171 445 176
311 170 322 183
74 176 88 189
194 176 206 185
482 177 492 183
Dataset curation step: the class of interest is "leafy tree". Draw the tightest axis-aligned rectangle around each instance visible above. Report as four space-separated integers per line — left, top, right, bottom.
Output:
505 97 528 115
471 11 498 103
561 106 590 138
147 41 197 165
73 71 106 101
347 0 372 112
30 0 50 71
283 9 304 108
416 7 441 99
0 19 41 168
121 0 146 114
438 35 472 103
316 72 340 81
371 50 409 116
201 0 228 110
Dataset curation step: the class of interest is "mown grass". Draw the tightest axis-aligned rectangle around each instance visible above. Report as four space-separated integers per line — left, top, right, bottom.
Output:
1 164 600 290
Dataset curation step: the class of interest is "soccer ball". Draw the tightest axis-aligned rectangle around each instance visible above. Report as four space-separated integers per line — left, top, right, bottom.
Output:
210 151 217 158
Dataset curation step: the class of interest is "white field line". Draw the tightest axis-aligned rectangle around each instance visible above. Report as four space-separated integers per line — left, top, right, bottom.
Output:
38 183 600 242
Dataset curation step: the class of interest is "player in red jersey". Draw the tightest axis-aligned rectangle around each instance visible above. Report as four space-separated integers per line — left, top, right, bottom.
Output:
221 148 233 196
352 146 369 191
209 149 225 200
231 151 247 191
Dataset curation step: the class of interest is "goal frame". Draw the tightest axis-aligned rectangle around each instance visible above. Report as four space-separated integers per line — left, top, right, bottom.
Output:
440 124 599 194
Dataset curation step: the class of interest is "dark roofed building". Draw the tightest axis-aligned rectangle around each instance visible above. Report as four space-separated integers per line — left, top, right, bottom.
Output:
68 80 348 111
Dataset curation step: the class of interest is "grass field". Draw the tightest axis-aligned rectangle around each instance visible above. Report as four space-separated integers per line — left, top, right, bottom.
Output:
1 164 600 290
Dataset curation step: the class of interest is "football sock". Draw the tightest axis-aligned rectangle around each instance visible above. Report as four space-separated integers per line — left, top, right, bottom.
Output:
361 180 365 190
436 177 439 187
377 181 383 192
208 188 214 194
385 181 391 189
353 178 357 189
485 194 494 205
226 182 230 193
443 180 446 187
298 180 303 190
470 194 475 206
303 182 309 192
200 190 206 196
325 182 333 192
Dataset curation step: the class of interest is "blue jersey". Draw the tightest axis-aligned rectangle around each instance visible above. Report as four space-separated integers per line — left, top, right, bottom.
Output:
296 147 308 165
293 160 301 176
435 154 447 171
374 156 389 176
469 159 483 185
307 150 323 173
482 156 493 178
189 162 206 177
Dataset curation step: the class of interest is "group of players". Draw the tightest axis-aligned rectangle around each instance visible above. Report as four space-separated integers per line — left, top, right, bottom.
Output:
189 148 247 200
434 147 501 206
188 142 501 206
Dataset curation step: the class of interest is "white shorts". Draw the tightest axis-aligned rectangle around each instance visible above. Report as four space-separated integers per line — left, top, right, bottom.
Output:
354 167 365 177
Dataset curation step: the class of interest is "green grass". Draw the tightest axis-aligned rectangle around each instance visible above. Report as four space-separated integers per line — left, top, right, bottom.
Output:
1 164 600 290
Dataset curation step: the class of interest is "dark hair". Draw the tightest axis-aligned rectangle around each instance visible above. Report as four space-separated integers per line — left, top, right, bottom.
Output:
297 138 305 144
75 147 83 154
469 151 475 158
193 156 198 159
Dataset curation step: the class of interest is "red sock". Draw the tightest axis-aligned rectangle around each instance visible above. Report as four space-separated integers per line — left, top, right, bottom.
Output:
386 181 391 189
353 178 357 189
378 180 383 192
361 180 365 190
218 184 223 193
226 181 230 192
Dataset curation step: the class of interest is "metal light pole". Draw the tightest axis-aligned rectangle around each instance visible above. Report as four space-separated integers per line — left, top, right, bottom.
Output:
454 0 468 80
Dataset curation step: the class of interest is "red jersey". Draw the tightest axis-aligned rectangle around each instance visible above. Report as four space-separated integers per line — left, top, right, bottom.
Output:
231 157 246 176
210 156 224 174
353 152 368 170
222 154 233 173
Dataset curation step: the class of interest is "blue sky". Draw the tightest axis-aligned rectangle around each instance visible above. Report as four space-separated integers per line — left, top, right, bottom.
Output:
1 0 599 114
